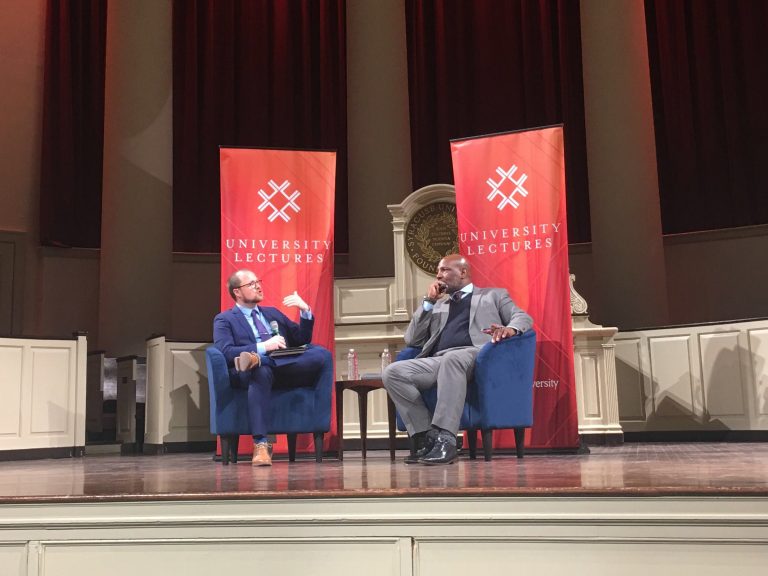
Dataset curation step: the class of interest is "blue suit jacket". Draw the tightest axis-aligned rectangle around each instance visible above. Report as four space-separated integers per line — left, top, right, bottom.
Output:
213 305 314 367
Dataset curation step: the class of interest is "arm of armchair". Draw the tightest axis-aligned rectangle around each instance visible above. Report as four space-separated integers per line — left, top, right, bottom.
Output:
396 347 421 361
205 346 250 435
472 329 537 429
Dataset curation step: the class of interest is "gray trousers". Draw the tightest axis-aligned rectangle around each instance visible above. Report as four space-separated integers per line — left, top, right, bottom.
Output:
382 346 479 436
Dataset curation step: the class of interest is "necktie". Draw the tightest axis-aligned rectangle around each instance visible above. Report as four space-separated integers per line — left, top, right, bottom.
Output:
250 309 270 338
451 291 463 303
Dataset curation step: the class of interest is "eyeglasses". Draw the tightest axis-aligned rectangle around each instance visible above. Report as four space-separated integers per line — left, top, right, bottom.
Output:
236 280 262 290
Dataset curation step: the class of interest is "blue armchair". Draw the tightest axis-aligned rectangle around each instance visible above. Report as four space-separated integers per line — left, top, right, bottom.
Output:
205 346 333 464
396 329 536 460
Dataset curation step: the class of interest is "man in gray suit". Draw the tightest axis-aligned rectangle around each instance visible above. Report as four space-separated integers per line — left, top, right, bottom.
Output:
382 254 532 465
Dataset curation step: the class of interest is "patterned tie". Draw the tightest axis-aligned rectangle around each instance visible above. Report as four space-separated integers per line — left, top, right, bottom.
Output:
250 309 270 339
451 291 463 303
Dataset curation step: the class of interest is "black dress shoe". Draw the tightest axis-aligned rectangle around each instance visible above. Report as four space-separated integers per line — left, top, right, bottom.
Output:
404 430 437 464
419 433 458 465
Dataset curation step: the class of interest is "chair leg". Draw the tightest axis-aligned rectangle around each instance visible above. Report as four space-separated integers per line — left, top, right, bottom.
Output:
386 396 397 461
229 435 239 463
314 432 324 463
287 433 297 462
481 429 493 461
358 390 369 459
467 428 478 460
336 382 345 461
220 435 230 465
514 427 526 459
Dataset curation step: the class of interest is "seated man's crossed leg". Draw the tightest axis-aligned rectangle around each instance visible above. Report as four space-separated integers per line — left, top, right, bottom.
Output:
383 347 478 465
238 345 331 466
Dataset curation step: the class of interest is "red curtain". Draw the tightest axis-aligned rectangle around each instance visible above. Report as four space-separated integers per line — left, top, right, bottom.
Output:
405 0 591 243
645 0 768 233
40 0 107 248
172 0 348 253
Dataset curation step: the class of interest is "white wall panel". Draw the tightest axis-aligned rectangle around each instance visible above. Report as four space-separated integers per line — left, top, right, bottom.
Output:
614 338 645 421
338 287 391 317
699 331 745 417
416 540 768 576
335 278 395 323
167 349 210 440
29 348 72 434
144 339 164 446
0 544 25 576
748 328 768 416
0 346 23 436
648 335 696 417
0 336 86 451
144 338 213 448
41 539 405 576
578 353 600 418
616 319 768 431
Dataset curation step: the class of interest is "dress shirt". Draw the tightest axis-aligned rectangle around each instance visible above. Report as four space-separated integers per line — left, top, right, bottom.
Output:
236 303 312 355
422 283 474 312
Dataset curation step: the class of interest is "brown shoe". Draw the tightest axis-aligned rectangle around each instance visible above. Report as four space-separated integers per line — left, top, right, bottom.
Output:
252 442 272 466
235 351 260 372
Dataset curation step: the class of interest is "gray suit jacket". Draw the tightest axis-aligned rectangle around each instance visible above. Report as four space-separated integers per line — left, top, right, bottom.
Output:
404 287 533 359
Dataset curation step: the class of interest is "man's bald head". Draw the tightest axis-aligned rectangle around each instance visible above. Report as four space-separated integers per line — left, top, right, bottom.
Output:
441 254 470 274
436 254 472 293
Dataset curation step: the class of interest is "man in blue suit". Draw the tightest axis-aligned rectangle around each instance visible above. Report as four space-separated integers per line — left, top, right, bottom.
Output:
213 268 332 466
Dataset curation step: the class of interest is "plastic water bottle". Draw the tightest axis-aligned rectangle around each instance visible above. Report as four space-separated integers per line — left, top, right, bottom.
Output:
347 348 359 381
381 346 391 374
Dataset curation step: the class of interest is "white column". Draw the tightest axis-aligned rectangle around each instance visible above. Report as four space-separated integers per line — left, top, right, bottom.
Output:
387 206 411 321
99 1 173 355
347 0 413 278
580 0 669 328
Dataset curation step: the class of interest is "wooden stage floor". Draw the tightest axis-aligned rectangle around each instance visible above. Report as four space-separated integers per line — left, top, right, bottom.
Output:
1 442 767 503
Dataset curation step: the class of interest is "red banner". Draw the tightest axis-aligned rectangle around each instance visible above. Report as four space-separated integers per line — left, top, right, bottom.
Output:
450 126 579 450
219 147 336 453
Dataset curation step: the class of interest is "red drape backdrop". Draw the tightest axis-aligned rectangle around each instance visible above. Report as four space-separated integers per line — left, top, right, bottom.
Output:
405 0 591 243
172 0 348 253
39 0 106 248
39 1 768 249
645 0 768 233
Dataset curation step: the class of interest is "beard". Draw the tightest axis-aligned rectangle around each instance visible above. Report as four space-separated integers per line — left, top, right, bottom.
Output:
241 294 263 305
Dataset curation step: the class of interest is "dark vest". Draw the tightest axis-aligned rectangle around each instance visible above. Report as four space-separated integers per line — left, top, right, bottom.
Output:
432 292 473 355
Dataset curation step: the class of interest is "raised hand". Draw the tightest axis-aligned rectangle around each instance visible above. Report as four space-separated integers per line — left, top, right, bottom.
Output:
283 291 309 312
426 280 447 301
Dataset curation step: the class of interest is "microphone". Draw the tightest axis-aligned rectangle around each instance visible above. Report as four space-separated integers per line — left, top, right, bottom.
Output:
269 320 280 336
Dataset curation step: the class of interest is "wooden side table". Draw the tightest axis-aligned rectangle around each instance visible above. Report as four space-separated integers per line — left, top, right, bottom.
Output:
335 379 397 461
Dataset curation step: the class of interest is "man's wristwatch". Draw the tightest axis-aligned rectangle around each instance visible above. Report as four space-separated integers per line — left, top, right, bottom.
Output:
422 296 437 305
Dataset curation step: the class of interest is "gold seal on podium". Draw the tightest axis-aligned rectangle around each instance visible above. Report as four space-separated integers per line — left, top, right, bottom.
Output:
405 202 459 274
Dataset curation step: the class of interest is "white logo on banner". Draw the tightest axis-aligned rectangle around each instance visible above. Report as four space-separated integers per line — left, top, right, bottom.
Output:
257 179 301 222
486 165 529 210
